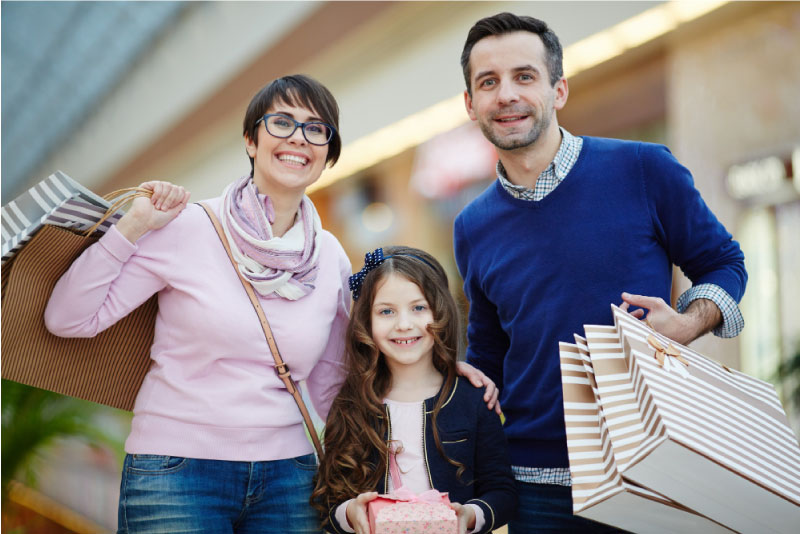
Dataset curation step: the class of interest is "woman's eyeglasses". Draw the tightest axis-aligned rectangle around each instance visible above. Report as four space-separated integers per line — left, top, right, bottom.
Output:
256 114 336 146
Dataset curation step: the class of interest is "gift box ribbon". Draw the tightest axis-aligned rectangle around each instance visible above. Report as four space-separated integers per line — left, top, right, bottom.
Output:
383 442 450 504
384 486 448 504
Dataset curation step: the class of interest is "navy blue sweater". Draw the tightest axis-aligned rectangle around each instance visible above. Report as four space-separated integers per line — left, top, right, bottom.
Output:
325 378 517 534
453 136 747 468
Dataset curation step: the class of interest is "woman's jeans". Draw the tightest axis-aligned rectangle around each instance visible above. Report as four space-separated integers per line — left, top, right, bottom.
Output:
117 453 321 534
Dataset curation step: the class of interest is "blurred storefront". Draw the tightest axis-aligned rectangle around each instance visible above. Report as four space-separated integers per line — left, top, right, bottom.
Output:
3 1 799 530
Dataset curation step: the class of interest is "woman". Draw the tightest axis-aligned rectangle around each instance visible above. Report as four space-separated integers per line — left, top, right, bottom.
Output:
45 75 351 534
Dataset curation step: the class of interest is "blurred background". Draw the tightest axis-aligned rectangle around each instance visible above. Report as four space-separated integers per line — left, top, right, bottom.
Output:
2 1 799 532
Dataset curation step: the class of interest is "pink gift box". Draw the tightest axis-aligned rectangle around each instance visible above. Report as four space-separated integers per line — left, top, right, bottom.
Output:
368 493 457 534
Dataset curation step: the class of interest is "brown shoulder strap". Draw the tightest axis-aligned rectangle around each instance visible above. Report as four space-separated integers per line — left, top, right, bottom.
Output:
199 202 323 457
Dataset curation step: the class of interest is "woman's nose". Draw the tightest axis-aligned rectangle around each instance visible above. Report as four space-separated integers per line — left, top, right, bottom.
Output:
287 125 307 144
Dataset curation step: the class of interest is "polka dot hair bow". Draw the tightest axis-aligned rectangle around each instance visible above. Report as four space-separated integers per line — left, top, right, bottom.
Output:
349 247 386 301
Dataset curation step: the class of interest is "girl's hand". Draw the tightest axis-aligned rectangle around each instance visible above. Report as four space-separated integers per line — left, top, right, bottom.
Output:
451 502 476 534
345 492 378 534
456 361 501 415
116 181 191 243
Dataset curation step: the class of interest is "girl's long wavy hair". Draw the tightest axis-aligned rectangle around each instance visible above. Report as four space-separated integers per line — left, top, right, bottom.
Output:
312 246 463 522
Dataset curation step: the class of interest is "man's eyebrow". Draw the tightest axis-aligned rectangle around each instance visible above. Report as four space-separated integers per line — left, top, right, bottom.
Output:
512 64 540 75
474 69 497 82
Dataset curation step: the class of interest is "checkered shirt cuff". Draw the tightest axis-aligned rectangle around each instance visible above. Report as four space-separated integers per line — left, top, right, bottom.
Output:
676 283 744 338
512 465 572 486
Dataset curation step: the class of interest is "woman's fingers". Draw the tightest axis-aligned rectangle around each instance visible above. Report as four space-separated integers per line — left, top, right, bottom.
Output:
139 181 188 211
163 185 187 211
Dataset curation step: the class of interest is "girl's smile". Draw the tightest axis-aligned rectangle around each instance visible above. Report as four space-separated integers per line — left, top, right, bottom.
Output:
390 336 422 345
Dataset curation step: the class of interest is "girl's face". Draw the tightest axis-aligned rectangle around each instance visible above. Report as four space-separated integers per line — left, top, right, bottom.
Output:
245 101 330 197
370 273 435 373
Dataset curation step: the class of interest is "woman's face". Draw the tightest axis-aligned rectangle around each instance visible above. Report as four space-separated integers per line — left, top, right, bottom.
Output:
245 101 330 198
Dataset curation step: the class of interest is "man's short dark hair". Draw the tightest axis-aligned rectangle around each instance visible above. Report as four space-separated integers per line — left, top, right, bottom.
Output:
242 74 341 175
461 12 563 95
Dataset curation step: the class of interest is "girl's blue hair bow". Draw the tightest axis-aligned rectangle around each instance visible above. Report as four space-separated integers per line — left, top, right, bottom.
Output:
348 248 386 301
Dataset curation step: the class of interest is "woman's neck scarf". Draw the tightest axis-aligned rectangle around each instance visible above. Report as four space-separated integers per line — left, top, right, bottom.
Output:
220 175 321 300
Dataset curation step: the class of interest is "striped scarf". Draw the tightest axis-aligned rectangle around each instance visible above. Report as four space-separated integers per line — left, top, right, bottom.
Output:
220 175 321 300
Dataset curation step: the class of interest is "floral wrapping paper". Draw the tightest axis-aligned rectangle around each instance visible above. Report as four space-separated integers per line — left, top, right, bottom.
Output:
368 498 458 534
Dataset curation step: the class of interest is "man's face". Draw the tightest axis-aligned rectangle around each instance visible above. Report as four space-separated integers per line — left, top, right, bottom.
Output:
464 31 567 151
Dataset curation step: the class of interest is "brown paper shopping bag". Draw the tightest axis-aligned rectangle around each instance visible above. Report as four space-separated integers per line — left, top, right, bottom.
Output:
560 340 733 533
1 177 156 411
578 305 800 534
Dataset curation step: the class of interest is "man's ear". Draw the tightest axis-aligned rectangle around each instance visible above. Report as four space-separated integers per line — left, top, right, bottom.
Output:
553 77 569 111
464 90 477 121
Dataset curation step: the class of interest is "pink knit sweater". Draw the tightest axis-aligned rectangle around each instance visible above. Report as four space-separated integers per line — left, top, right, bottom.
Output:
45 197 351 461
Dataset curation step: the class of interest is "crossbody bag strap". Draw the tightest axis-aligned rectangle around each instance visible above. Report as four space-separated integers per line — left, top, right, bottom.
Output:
199 202 324 458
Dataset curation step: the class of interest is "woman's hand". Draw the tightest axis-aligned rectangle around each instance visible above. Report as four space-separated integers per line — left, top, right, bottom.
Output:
456 361 501 415
345 492 378 534
451 502 476 534
116 181 190 243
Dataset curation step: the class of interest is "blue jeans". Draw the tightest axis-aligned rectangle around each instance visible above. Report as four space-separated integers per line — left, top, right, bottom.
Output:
117 453 321 534
509 481 629 534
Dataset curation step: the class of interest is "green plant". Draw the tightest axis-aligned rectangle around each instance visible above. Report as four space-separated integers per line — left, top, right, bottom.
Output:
1 380 120 502
774 347 800 412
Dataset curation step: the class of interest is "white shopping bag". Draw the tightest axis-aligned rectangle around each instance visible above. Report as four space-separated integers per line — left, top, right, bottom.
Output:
560 340 734 533
577 305 800 533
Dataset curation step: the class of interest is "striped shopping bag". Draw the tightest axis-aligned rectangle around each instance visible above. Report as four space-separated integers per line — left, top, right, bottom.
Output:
559 340 734 533
2 171 118 265
581 324 665 474
1 173 156 411
577 305 800 534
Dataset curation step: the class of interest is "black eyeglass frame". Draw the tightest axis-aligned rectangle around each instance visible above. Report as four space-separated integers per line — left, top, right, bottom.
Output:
256 113 337 146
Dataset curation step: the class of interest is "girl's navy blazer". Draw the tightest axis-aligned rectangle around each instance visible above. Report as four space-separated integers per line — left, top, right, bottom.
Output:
326 377 517 534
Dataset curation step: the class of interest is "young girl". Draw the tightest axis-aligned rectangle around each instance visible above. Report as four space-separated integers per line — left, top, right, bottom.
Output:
313 246 517 534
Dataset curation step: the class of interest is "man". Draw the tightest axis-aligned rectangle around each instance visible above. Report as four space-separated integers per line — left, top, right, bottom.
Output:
453 12 747 533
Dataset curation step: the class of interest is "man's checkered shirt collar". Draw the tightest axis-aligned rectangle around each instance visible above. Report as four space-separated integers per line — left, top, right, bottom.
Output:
496 128 583 201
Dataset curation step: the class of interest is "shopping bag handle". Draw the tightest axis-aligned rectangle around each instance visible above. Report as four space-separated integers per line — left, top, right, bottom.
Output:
84 187 153 237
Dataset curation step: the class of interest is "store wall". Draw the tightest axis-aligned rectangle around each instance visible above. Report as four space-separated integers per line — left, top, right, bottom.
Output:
667 3 800 383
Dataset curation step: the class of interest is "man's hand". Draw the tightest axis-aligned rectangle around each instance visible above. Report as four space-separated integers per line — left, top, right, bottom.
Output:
620 292 722 346
456 361 501 415
451 502 477 534
116 181 190 244
345 492 378 534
